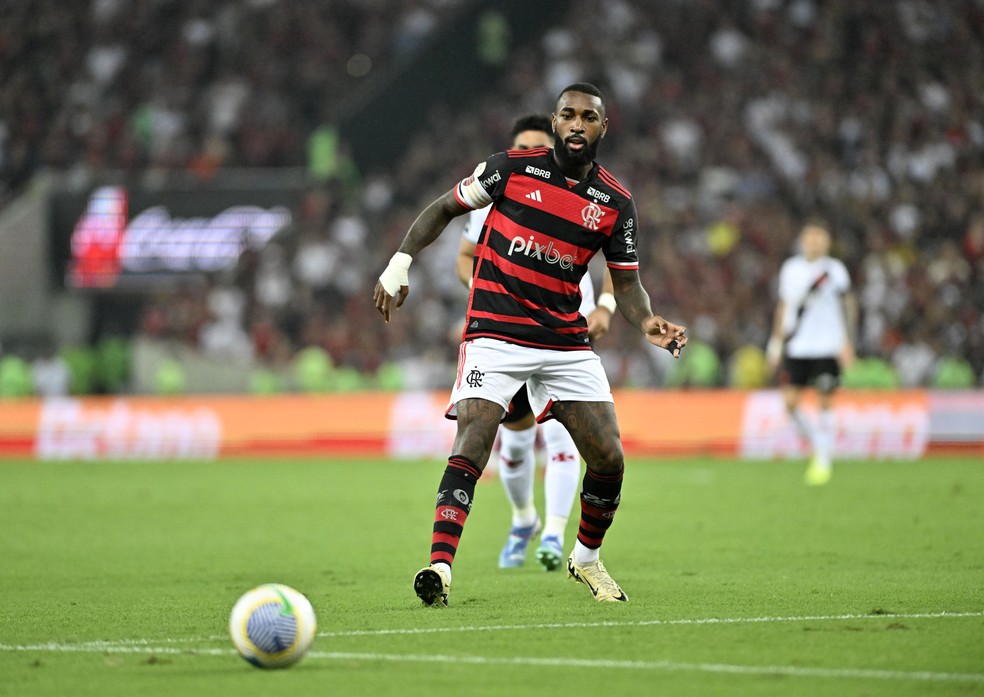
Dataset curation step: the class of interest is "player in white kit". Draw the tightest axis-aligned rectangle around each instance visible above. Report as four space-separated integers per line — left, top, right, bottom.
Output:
454 114 617 570
767 222 857 485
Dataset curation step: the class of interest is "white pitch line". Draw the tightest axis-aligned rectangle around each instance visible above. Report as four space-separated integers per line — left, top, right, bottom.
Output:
310 652 984 684
0 643 981 684
3 610 980 650
318 610 984 638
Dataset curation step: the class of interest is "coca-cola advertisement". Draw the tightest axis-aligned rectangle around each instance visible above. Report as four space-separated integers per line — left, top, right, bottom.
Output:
50 181 299 290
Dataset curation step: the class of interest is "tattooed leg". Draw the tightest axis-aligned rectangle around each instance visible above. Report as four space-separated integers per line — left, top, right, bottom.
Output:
452 398 505 472
550 401 624 557
549 401 623 475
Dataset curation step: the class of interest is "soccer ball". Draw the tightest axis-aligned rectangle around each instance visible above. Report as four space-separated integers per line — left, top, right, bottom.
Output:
228 584 317 668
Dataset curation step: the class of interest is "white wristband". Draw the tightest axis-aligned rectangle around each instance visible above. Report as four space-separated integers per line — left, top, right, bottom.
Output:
379 252 412 296
766 336 783 362
597 292 617 314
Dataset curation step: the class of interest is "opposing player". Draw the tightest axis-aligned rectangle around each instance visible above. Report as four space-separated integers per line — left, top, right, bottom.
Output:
767 222 857 486
375 82 687 605
454 114 618 571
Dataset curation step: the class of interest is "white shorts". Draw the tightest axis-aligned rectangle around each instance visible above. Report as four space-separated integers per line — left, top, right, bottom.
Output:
446 338 613 422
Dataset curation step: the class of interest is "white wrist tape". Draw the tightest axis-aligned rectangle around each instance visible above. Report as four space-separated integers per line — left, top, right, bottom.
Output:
379 252 412 296
596 292 617 314
766 336 783 362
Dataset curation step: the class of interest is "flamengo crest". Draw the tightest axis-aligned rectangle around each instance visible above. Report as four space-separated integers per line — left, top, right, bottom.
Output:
581 202 604 230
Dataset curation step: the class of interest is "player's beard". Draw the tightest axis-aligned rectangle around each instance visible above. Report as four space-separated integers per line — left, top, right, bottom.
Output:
553 132 600 169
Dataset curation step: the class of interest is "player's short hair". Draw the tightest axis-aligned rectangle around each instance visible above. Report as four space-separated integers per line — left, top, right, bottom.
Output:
510 114 552 138
557 82 606 108
801 216 832 235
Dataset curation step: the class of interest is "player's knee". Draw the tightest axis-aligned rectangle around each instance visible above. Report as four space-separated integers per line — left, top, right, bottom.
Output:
815 373 838 395
587 441 623 475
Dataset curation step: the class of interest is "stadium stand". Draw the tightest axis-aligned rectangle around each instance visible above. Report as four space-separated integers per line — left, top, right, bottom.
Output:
0 0 982 393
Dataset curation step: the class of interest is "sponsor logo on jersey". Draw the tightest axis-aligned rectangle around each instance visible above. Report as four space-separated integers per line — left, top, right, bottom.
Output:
507 235 576 269
623 219 636 254
525 165 552 179
586 186 611 203
481 170 501 188
524 190 542 202
581 202 605 231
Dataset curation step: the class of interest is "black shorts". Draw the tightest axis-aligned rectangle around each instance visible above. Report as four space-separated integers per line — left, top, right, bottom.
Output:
783 357 840 392
502 384 533 424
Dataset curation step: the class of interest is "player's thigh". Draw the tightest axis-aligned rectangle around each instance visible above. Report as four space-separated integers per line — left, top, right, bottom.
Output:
451 398 507 470
549 401 623 474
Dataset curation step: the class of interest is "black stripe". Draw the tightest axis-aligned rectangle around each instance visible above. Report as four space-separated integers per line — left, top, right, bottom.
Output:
433 521 464 535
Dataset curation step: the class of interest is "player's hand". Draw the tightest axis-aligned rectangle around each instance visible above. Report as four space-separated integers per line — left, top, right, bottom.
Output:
586 306 613 341
642 315 687 358
373 281 408 323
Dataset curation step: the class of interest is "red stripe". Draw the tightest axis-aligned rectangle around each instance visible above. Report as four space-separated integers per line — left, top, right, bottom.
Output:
607 260 639 270
430 551 455 564
597 166 631 199
503 175 618 236
507 146 551 159
448 456 481 478
452 185 470 209
432 532 460 547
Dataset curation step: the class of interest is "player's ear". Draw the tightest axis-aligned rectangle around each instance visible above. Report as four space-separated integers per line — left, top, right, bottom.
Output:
601 118 608 138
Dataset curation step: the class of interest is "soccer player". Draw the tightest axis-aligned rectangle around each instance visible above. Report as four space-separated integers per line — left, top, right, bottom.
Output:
375 82 687 605
767 222 857 486
454 114 618 571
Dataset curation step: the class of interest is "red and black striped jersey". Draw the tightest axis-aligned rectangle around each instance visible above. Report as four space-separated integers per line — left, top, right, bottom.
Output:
452 147 639 350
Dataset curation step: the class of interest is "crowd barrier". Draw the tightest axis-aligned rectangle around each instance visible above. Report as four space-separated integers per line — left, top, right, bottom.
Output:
0 390 981 461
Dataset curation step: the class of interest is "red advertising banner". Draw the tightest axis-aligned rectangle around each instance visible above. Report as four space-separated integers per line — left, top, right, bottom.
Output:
0 390 981 461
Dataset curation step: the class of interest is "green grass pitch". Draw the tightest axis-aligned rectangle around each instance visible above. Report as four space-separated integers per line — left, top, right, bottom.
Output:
1 456 982 696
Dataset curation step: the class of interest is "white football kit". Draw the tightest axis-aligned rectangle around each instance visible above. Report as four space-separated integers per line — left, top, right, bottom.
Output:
778 254 851 359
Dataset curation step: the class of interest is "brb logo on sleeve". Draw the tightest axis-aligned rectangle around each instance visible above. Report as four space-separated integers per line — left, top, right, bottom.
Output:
507 235 576 269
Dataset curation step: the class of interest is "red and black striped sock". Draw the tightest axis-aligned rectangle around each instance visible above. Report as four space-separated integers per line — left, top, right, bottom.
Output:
577 466 623 550
430 455 482 567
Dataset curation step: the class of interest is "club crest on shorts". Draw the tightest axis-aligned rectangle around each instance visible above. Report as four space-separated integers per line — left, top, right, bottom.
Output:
466 369 484 387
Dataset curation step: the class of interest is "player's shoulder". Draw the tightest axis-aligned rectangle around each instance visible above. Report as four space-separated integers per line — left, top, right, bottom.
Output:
591 164 633 203
478 148 548 180
505 146 551 160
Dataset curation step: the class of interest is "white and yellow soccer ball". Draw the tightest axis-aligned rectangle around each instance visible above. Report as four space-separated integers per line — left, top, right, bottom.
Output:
229 584 317 668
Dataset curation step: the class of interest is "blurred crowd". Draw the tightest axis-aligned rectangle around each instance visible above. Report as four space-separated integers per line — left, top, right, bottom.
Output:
1 0 983 394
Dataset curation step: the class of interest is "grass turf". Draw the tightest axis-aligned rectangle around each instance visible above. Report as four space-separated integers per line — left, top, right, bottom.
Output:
0 456 982 696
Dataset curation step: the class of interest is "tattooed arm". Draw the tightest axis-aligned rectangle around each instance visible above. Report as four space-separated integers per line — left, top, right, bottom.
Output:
374 190 470 321
609 267 687 358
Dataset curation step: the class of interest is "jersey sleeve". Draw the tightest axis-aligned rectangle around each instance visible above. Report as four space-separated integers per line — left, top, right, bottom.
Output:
462 206 492 244
832 259 851 293
453 152 510 211
602 200 640 270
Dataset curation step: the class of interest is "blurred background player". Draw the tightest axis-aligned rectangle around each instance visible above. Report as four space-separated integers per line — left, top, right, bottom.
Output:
453 114 617 571
767 222 857 486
